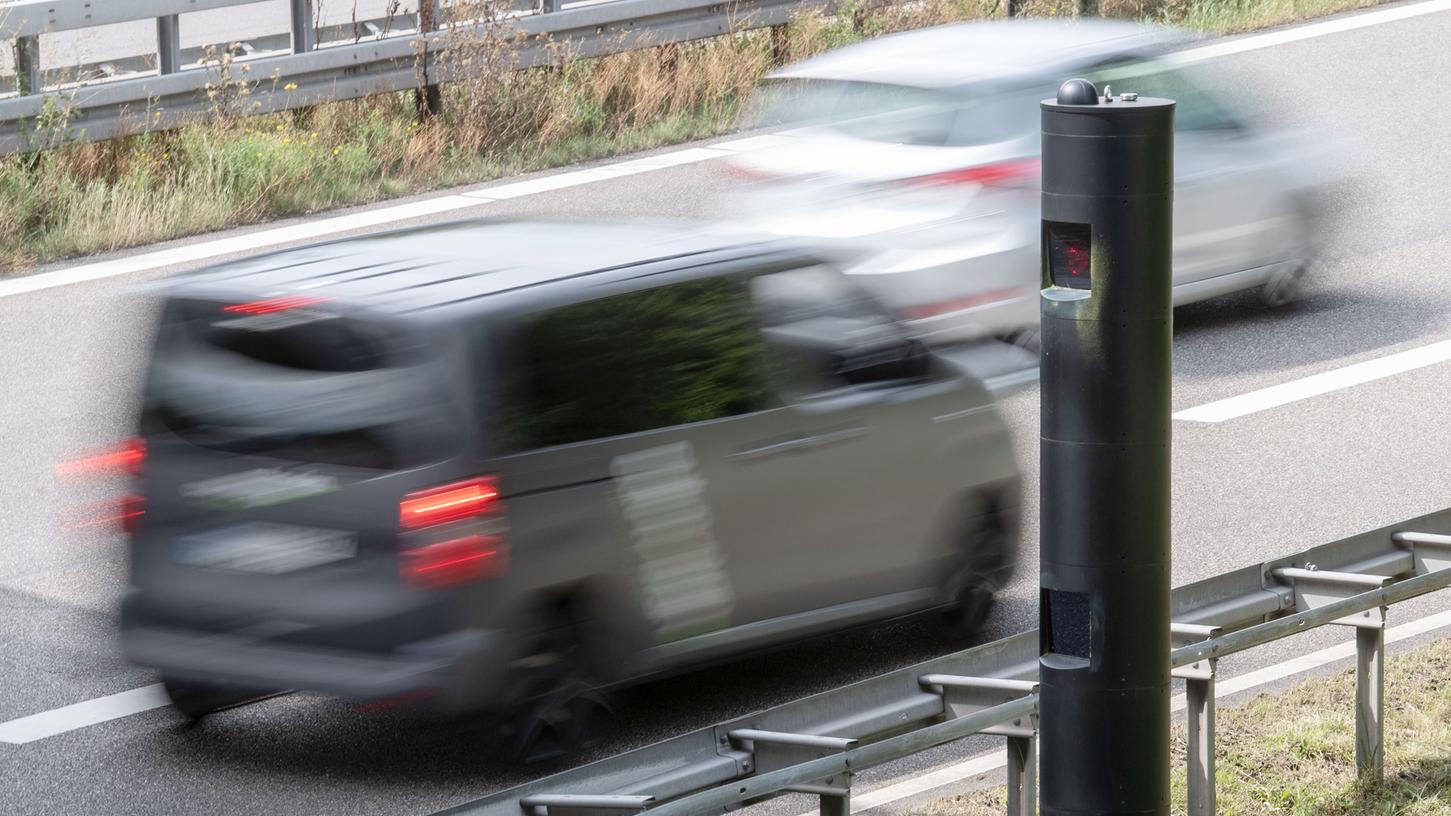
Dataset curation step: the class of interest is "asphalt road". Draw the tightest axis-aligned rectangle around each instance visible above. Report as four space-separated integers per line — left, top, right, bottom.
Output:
3 3 1451 814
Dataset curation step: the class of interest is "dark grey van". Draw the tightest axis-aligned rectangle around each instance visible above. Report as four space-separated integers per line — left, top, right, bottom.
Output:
119 219 1020 750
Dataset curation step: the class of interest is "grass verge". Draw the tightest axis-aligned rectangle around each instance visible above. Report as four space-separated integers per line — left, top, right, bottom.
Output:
0 0 1392 271
917 637 1451 816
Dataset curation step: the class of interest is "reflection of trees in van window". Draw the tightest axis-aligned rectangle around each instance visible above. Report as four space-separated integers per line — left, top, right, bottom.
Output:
506 276 775 450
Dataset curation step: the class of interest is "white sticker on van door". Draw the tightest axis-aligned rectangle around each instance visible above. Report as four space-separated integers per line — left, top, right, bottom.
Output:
611 442 734 645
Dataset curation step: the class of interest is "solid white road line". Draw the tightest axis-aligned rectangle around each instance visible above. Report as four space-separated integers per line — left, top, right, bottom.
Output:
0 683 167 745
798 605 1451 815
1173 337 1451 423
0 0 1447 300
1166 0 1451 65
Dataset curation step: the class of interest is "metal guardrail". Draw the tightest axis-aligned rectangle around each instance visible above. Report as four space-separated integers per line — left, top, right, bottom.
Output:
440 507 1451 816
0 0 823 155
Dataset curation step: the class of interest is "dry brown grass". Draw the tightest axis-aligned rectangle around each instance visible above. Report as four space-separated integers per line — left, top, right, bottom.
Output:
916 637 1451 816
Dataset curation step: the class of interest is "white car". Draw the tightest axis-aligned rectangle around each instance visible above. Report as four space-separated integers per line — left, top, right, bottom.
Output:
724 20 1328 347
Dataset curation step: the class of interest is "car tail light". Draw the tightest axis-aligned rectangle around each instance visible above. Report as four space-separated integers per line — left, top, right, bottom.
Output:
399 477 500 530
902 287 1025 320
898 158 1040 189
400 536 506 589
398 476 506 588
721 162 776 182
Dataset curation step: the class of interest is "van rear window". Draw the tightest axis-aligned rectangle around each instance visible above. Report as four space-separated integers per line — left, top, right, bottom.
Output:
142 299 453 470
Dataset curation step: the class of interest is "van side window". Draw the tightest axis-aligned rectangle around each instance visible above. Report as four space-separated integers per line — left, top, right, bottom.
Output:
501 276 776 450
749 265 910 401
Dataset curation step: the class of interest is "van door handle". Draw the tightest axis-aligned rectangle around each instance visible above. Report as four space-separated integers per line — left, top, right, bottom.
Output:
798 426 869 449
729 437 813 461
729 427 870 462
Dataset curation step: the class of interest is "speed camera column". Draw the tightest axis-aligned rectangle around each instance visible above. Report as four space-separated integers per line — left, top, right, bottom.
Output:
1037 78 1176 816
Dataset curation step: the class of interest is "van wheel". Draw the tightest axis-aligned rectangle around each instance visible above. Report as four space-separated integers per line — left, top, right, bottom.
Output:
162 675 270 720
504 607 615 763
508 679 613 763
942 499 1008 639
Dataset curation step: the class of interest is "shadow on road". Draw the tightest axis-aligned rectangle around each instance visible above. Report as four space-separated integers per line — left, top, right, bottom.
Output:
153 604 1036 794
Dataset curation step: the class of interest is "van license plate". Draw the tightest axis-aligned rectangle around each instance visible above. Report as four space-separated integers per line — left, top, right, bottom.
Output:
173 523 356 574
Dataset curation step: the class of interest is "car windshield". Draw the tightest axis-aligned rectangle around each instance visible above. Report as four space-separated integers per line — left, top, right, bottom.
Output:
745 78 1031 147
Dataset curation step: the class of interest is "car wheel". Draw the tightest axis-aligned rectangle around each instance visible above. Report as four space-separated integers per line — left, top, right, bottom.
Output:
942 498 1008 639
1006 327 1041 357
162 675 271 720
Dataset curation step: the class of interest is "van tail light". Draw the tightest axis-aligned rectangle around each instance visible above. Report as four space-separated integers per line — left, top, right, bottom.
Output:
58 438 147 535
57 437 146 479
399 477 499 530
398 476 506 589
898 158 1040 189
401 536 506 589
119 494 146 536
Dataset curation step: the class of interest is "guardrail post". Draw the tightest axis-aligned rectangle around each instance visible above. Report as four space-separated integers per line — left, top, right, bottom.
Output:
157 15 182 75
1355 624 1385 781
1038 79 1175 816
770 24 790 65
541 0 559 13
291 0 316 53
1184 660 1217 816
819 776 850 816
13 35 41 95
415 0 442 118
1005 733 1037 816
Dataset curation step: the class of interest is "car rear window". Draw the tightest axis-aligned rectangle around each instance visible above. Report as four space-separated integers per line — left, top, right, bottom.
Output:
141 298 455 470
745 78 1032 147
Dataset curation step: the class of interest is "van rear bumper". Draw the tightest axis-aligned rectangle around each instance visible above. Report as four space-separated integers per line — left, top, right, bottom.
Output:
121 594 500 702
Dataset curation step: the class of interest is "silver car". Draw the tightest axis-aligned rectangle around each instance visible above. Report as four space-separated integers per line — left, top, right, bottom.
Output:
724 20 1326 347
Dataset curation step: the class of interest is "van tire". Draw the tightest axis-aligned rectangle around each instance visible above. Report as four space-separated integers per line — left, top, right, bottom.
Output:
162 675 270 720
503 601 615 762
942 496 1009 639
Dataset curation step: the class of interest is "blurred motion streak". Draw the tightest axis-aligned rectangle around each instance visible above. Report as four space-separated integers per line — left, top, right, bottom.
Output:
723 19 1340 348
56 437 146 479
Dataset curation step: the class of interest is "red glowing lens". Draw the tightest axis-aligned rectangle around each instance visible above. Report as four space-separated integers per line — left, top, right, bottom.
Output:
901 159 1040 189
400 536 504 588
222 295 331 315
57 437 146 479
399 477 500 530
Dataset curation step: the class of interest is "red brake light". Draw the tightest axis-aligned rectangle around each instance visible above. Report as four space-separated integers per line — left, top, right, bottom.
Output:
222 295 332 315
120 494 145 536
722 162 776 182
57 437 146 479
399 477 500 530
400 536 505 589
902 287 1025 321
900 158 1040 189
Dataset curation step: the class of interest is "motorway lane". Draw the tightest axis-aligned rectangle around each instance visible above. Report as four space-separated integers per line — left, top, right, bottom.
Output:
4 3 1451 813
